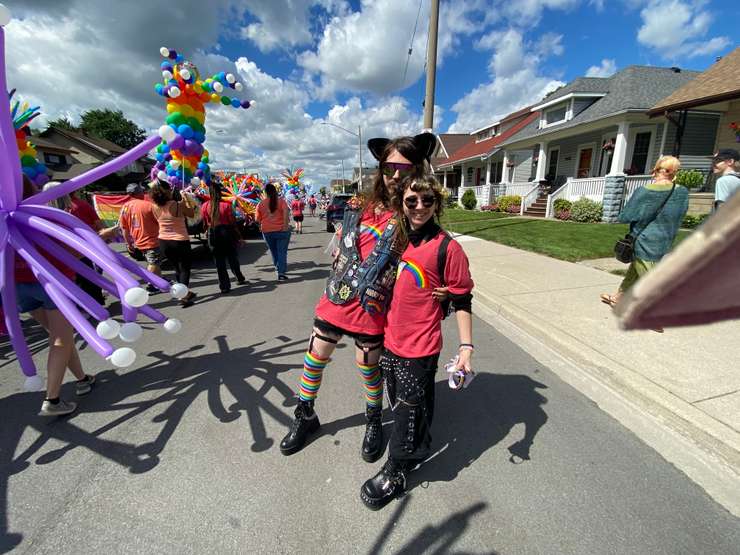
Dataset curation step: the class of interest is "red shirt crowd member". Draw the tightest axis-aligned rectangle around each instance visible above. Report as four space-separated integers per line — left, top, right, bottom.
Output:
279 132 438 468
202 182 246 294
360 174 474 511
119 184 161 276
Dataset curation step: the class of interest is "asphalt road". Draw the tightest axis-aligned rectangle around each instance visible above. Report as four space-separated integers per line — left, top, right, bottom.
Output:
0 216 738 555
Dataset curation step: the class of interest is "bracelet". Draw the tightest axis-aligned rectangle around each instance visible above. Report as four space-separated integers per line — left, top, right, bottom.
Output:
459 343 474 351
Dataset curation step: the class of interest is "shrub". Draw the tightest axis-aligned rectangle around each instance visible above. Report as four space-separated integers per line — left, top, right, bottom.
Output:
674 169 705 190
461 189 477 210
570 197 603 222
553 198 572 213
496 195 521 213
681 213 709 229
446 197 459 209
555 209 571 220
480 204 495 211
506 203 521 214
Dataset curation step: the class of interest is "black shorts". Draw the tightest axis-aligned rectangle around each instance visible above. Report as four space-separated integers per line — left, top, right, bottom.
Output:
293 214 304 222
313 318 383 345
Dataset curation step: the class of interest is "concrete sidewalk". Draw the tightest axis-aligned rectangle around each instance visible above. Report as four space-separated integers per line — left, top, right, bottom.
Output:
457 234 740 515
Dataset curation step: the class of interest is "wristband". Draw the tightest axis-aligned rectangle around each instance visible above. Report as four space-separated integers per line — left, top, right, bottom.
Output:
459 343 474 351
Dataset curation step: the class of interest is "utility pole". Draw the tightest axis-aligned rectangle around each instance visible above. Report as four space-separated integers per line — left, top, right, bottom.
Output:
341 160 345 193
358 125 363 192
422 0 440 132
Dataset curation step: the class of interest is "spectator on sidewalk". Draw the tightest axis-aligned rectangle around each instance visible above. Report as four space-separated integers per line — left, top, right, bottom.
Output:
713 148 740 210
601 155 689 328
255 182 291 281
201 180 247 294
150 181 197 307
119 183 161 291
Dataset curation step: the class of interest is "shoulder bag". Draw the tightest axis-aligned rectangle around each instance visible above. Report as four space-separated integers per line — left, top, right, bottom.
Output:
614 183 676 263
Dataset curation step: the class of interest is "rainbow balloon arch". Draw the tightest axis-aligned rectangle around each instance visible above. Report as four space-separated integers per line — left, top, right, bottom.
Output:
152 47 253 191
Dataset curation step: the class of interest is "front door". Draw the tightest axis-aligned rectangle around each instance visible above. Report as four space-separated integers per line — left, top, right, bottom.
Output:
577 148 593 178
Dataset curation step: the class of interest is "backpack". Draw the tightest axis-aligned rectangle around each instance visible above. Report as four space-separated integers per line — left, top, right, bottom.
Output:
436 232 453 319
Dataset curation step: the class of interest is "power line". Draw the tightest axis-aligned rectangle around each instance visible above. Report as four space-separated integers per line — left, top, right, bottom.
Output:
401 0 424 90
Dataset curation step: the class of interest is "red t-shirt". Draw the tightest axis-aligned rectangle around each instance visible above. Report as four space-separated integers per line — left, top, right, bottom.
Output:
119 198 159 250
201 200 237 227
384 233 474 358
70 197 101 229
291 199 305 216
314 206 394 335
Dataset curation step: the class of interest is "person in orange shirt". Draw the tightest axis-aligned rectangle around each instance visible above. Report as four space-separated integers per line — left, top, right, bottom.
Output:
255 183 291 280
119 183 161 290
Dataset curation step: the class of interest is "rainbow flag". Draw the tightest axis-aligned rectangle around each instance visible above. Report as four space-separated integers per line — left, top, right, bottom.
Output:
92 194 133 227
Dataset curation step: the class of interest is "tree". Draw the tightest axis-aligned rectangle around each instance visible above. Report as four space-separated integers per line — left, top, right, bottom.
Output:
79 109 146 150
46 116 78 132
461 189 477 210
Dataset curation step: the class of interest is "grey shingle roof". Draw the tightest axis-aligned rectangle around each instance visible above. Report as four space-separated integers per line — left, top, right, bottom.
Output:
502 66 701 145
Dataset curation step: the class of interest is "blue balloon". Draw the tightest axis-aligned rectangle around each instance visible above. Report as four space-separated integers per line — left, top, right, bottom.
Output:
231 98 240 108
177 124 193 139
161 144 170 153
193 131 205 143
22 166 37 179
36 163 47 174
161 61 173 71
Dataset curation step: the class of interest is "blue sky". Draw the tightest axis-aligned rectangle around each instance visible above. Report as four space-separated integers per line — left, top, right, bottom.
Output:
5 0 738 185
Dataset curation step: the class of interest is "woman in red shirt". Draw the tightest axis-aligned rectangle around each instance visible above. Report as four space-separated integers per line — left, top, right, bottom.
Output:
201 180 247 294
279 133 437 464
290 196 305 234
255 183 291 280
360 175 474 510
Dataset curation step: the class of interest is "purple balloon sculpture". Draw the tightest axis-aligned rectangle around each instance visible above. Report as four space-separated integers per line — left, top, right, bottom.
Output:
0 19 183 390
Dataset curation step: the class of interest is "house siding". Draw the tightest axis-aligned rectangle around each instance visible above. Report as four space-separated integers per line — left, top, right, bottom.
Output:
715 100 740 152
663 112 721 156
548 127 617 178
512 151 534 182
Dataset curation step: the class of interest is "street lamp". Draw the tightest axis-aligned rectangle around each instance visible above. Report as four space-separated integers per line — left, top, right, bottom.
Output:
321 122 363 192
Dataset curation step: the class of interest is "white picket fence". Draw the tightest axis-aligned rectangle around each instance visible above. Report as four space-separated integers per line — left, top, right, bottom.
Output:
505 182 536 197
545 174 654 217
624 175 653 203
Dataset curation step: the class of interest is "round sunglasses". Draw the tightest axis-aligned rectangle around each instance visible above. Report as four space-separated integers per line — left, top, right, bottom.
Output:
403 194 436 209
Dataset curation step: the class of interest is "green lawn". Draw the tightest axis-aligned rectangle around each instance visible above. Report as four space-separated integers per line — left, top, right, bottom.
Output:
440 209 511 224
446 218 691 262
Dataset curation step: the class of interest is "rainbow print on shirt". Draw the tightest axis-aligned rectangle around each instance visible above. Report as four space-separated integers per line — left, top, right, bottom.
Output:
397 259 428 288
360 223 382 240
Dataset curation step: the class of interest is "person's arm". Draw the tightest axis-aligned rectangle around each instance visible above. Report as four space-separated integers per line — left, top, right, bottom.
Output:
618 188 642 224
176 196 196 218
455 310 474 373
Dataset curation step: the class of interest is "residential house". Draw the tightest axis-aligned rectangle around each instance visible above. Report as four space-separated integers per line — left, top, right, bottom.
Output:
435 107 540 208
37 126 153 189
430 133 471 199
496 65 719 219
648 47 740 214
24 133 78 174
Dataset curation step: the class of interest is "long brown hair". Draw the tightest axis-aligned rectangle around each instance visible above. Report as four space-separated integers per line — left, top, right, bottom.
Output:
208 181 222 226
368 136 430 208
265 182 278 213
150 180 173 207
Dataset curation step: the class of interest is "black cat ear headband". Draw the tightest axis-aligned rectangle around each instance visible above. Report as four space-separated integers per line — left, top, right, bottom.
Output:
367 132 437 164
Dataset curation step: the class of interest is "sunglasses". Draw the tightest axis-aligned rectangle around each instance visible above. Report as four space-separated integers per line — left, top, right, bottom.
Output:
403 194 436 209
382 162 415 179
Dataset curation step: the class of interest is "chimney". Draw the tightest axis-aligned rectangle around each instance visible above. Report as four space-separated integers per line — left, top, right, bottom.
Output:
670 66 681 73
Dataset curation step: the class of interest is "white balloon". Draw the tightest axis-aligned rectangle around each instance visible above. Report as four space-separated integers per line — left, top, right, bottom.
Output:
163 318 182 334
160 46 170 57
23 375 44 392
170 283 188 300
156 170 167 181
226 73 236 84
191 176 201 187
162 70 173 80
159 125 176 142
96 319 121 340
169 86 181 98
249 99 256 106
0 4 10 27
119 322 143 343
109 348 136 368
213 82 224 93
234 82 243 92
180 68 191 81
124 286 149 308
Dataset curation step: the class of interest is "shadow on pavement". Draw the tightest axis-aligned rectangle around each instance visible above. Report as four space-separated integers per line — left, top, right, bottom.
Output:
0 334 303 550
412 372 548 487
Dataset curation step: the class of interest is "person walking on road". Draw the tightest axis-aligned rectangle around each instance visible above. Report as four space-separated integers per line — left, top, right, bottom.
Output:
255 182 291 281
291 195 305 234
601 155 689 328
308 194 317 217
150 181 197 307
359 174 474 510
119 183 161 292
202 180 247 294
279 133 437 464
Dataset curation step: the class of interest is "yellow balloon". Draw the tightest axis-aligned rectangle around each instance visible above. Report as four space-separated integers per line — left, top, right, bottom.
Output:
193 83 203 94
167 103 177 114
210 93 219 103
193 112 205 125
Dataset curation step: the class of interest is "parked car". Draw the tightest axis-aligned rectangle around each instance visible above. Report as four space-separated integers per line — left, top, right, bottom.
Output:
326 193 353 232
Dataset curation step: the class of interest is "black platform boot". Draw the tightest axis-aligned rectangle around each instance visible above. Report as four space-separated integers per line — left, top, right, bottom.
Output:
279 400 320 456
360 459 407 510
361 406 383 462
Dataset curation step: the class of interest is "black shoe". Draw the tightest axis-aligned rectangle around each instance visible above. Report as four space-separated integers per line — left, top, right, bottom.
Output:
220 288 231 295
361 406 383 462
237 277 247 285
180 291 197 308
279 401 320 456
146 284 160 294
360 460 407 510
278 274 288 281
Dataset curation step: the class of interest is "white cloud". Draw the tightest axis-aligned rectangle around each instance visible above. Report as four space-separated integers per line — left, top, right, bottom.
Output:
585 58 617 77
636 0 730 59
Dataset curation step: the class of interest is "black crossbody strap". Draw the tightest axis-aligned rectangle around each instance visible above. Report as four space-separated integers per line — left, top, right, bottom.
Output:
436 231 452 286
634 182 676 239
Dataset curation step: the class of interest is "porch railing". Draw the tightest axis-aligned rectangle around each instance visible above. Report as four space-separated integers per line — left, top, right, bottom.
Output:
546 182 569 218
567 177 606 201
520 184 540 216
458 185 492 208
624 175 652 203
505 181 535 197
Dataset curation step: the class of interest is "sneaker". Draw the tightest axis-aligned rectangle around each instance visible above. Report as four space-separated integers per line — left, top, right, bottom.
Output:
180 291 197 308
279 401 320 455
360 459 407 510
76 374 96 396
278 274 288 281
361 406 383 463
146 284 160 294
237 277 248 286
39 399 77 417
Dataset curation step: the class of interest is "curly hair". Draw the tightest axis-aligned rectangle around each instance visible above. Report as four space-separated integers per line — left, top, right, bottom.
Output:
391 174 446 222
149 180 172 207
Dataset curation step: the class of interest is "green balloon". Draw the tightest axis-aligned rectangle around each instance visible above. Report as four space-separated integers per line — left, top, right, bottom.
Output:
220 96 231 105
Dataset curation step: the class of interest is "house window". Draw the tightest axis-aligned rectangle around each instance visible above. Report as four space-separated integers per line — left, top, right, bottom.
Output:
494 161 503 183
630 132 652 174
466 167 473 185
44 153 64 166
475 167 481 186
544 105 567 126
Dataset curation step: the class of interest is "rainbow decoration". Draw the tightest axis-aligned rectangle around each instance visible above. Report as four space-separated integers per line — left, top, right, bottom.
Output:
10 89 48 188
92 194 132 227
397 259 427 288
152 47 254 190
281 167 304 197
214 170 263 220
360 223 382 240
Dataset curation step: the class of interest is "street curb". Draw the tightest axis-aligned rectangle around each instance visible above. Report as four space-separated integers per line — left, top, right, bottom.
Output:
472 288 740 517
